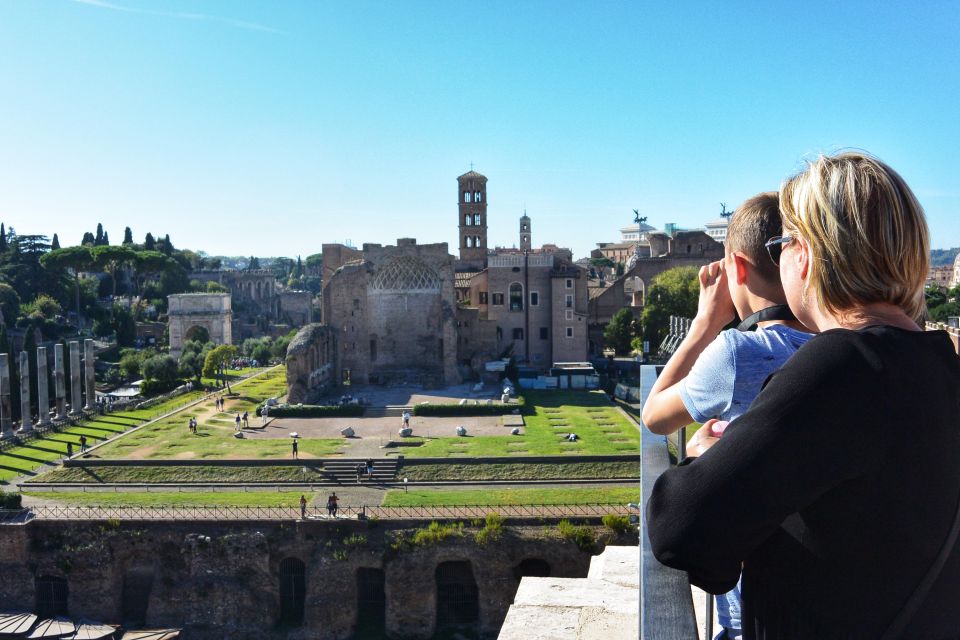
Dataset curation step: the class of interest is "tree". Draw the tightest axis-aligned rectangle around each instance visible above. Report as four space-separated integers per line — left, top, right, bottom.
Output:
119 350 143 380
95 223 105 246
159 234 174 256
0 284 20 327
141 354 180 393
102 230 110 246
51 234 60 250
202 344 238 387
0 224 6 252
640 266 700 346
42 246 94 328
604 308 639 355
144 233 156 251
123 227 134 245
81 231 95 246
248 256 261 270
91 245 136 298
25 294 61 320
133 250 172 295
305 253 322 274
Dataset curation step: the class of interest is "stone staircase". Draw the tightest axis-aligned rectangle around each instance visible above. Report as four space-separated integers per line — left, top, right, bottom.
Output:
363 406 410 419
322 459 399 484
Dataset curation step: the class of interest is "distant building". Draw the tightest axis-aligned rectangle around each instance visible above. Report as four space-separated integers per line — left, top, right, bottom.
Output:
704 217 729 244
953 253 960 288
928 265 954 289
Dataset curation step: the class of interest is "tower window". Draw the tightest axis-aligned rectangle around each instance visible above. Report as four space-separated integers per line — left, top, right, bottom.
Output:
464 192 472 203
465 237 473 248
565 279 573 289
475 191 482 203
465 214 471 226
474 236 481 248
565 294 573 308
530 291 539 306
474 213 481 226
492 292 504 306
566 327 573 338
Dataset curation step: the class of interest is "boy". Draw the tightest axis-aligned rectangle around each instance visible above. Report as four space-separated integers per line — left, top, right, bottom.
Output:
641 192 811 640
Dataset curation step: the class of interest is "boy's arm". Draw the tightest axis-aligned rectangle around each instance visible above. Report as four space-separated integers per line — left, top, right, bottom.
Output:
641 261 735 435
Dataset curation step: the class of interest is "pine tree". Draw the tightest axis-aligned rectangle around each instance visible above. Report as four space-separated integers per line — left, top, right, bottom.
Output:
123 227 133 245
82 232 95 246
102 230 110 246
0 224 6 252
95 223 104 246
162 234 174 255
51 234 60 250
144 233 156 251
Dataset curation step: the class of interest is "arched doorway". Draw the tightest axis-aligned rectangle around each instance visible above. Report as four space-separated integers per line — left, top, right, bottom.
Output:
279 558 306 626
355 568 385 637
436 561 479 627
184 325 210 344
35 575 69 618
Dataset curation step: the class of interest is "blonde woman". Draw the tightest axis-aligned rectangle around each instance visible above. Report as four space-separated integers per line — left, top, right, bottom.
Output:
648 152 960 639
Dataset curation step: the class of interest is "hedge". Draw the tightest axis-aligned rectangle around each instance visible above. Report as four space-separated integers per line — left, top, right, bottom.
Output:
412 398 524 417
0 492 22 510
256 404 365 418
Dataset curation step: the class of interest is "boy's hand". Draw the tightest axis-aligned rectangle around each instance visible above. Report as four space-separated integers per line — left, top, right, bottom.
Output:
687 419 722 457
693 261 736 333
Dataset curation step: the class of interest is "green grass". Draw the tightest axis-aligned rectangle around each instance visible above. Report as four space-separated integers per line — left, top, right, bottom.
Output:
381 486 640 507
22 490 320 507
402 390 640 458
27 465 328 484
402 461 638 482
0 366 277 485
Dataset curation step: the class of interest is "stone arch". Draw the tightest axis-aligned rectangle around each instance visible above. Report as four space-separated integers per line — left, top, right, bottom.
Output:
435 561 479 626
278 557 306 626
256 281 262 300
167 294 233 358
371 256 441 292
35 575 69 618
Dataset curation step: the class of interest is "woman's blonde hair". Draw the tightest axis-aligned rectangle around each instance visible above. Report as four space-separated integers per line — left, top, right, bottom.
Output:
779 151 929 321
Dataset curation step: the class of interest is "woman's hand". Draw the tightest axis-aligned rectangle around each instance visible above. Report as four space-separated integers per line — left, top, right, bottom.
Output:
687 419 722 457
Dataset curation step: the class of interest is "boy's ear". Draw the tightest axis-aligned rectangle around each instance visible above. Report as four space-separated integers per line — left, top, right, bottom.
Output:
731 252 751 285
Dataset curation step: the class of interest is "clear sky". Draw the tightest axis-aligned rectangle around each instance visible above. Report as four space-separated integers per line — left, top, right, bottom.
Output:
1 0 958 259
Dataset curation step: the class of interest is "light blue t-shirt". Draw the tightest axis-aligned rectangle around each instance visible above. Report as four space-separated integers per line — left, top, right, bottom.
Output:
678 323 812 634
679 324 812 424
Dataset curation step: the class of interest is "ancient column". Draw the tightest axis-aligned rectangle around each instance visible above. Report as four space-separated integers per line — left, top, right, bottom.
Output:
18 351 31 433
36 346 50 427
0 354 11 439
84 339 96 410
69 341 82 415
54 344 67 419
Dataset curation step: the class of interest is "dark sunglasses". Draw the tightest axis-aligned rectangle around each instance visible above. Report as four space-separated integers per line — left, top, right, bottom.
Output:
764 234 795 266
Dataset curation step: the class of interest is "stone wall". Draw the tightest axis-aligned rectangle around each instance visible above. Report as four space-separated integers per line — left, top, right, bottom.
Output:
286 323 338 404
0 519 634 639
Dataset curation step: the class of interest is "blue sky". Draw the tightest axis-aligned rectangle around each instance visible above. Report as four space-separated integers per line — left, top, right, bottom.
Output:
1 0 958 259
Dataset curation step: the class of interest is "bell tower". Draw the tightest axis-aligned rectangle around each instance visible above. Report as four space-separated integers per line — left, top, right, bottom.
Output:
457 169 488 269
519 212 531 252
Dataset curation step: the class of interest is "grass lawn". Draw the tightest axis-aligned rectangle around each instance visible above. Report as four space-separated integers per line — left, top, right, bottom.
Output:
0 366 276 485
382 486 640 507
402 461 638 482
23 490 322 507
403 390 640 458
27 465 328 484
81 367 346 461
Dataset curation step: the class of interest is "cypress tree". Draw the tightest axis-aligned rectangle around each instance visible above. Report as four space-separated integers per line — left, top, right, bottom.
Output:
95 223 104 246
123 227 133 245
144 233 156 251
102 230 110 246
51 234 60 250
0 223 6 252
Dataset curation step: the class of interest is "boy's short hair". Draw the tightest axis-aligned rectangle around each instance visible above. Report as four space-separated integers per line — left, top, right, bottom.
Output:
779 151 929 321
726 192 782 282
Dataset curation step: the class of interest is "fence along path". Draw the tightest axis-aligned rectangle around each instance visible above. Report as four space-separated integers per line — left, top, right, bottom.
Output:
0 502 631 522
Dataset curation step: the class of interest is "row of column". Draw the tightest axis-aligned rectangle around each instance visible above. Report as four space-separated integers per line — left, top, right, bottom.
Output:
0 339 95 439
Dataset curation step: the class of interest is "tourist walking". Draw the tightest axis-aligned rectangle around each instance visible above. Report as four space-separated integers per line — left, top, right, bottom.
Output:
326 492 339 518
299 494 307 519
242 411 249 428
291 438 299 459
402 410 411 428
356 462 365 483
235 414 241 431
66 441 73 458
79 435 87 452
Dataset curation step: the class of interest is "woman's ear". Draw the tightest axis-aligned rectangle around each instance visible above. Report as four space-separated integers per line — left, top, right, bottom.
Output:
795 236 810 281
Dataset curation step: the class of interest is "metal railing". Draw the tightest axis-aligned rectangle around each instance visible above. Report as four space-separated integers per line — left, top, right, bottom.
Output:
0 502 631 523
639 364 703 639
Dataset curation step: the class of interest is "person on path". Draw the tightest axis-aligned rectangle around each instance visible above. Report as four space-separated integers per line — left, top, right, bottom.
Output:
327 492 338 518
242 411 249 428
366 459 375 477
402 410 411 428
66 441 73 457
356 462 365 483
299 494 307 519
292 438 299 459
235 414 241 431
79 435 87 452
